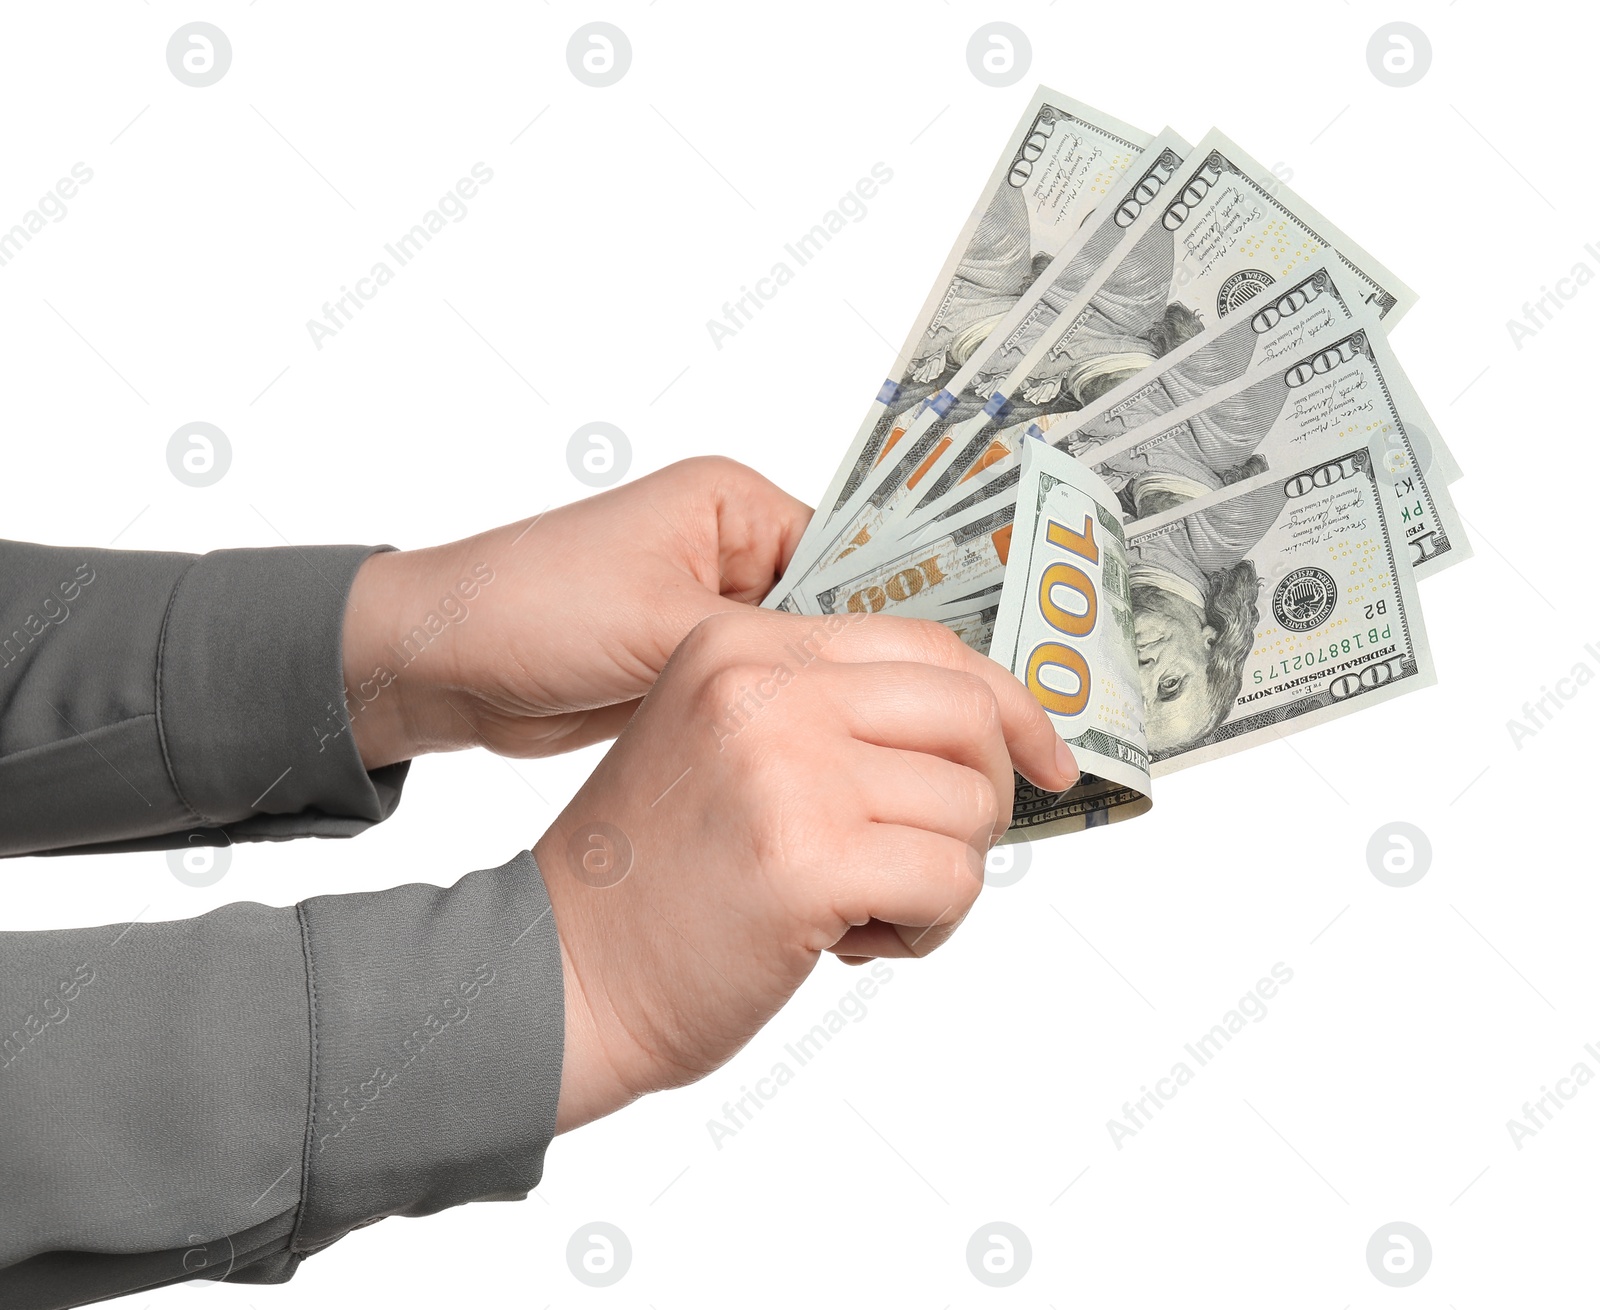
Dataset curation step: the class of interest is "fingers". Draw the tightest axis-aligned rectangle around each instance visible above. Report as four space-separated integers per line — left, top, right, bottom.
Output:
806 616 1078 793
519 699 641 755
839 742 1005 841
830 917 963 962
678 609 1077 792
821 670 1016 836
832 824 984 947
563 457 812 606
703 459 814 602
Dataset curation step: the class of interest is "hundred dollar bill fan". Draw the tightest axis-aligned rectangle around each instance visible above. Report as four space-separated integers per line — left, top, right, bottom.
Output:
771 89 1465 839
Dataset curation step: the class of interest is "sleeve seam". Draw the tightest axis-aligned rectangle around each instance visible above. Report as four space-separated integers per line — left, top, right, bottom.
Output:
152 554 214 829
288 901 321 1257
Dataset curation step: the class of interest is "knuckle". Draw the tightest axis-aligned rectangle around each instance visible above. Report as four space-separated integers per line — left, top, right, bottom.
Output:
678 609 744 665
875 615 965 666
694 452 747 478
695 659 763 718
952 854 984 911
774 613 842 662
996 768 1017 822
967 769 1002 823
949 671 1002 737
909 835 982 909
939 849 983 914
909 617 967 665
677 453 752 490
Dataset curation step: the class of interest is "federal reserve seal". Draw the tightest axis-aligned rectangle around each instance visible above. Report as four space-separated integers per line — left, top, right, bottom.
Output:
1217 268 1275 317
1273 567 1338 632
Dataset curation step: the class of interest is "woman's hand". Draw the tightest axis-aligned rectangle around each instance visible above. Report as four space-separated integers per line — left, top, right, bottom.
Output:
534 608 1079 1131
341 457 812 769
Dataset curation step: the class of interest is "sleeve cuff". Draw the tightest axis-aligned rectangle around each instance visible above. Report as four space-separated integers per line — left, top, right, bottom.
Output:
157 543 406 834
289 848 565 1251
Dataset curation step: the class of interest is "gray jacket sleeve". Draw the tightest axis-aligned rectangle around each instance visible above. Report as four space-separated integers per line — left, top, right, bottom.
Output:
0 541 566 1306
0 539 407 856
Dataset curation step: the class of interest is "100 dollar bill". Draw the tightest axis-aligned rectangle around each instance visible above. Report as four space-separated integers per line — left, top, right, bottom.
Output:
990 433 1436 836
883 127 1419 541
885 261 1370 546
1123 434 1436 772
776 129 1192 608
989 440 1153 837
771 89 1150 599
843 298 1468 631
1079 317 1467 575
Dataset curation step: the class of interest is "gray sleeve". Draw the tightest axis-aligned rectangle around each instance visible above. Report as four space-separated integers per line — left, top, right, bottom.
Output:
0 538 408 858
1 539 567 1305
0 848 565 1305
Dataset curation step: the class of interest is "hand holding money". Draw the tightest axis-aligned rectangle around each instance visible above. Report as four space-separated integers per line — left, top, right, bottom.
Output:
343 456 812 769
536 607 1077 1131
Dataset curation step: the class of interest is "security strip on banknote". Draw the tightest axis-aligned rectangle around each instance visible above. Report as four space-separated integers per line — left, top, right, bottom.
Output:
805 286 1468 629
877 260 1372 550
778 127 1425 609
772 129 1194 606
905 309 1465 572
771 88 1152 603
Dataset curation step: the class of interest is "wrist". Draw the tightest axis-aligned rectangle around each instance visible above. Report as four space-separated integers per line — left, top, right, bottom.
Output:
342 547 476 769
537 825 647 1134
552 921 636 1133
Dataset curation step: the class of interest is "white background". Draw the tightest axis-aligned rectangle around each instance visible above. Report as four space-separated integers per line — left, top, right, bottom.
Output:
3 1 1596 1305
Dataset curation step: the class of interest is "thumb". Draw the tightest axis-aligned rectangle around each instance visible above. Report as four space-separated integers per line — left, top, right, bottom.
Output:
708 477 813 604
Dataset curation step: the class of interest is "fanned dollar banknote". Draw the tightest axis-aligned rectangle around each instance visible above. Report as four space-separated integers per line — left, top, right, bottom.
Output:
773 89 1463 841
993 434 1435 839
815 128 1425 575
988 440 1153 836
770 89 1152 603
881 260 1375 547
775 128 1193 608
825 293 1470 624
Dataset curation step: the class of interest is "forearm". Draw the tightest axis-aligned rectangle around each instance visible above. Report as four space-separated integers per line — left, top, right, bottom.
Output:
0 849 564 1306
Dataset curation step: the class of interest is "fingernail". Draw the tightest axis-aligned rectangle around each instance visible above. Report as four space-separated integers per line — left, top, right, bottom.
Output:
1055 738 1080 787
